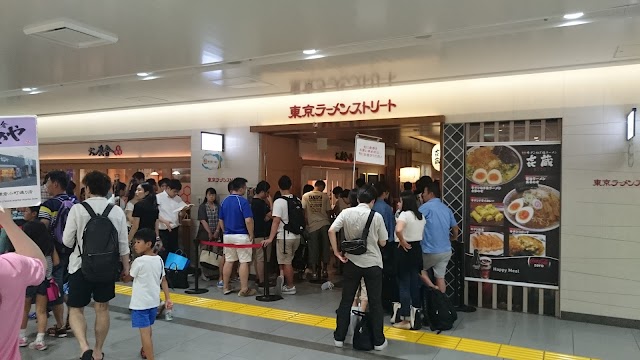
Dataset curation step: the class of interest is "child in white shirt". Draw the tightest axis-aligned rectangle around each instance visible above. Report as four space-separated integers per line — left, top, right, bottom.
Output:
128 229 172 360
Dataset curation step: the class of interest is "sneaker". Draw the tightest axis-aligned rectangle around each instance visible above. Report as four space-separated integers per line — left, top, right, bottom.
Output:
46 325 67 338
18 337 28 347
238 288 257 297
201 273 210 282
410 306 418 329
392 321 411 330
374 339 388 351
274 275 284 296
157 301 166 319
28 340 47 351
281 285 297 295
217 280 224 288
28 312 37 320
333 339 344 348
390 302 401 324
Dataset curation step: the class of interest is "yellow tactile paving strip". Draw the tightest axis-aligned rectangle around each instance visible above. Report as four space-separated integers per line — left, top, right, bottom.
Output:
115 285 598 360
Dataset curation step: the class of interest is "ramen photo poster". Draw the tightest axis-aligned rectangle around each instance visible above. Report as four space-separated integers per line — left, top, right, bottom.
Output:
465 143 561 287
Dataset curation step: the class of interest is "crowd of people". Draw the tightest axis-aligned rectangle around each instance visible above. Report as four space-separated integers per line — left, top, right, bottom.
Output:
0 169 458 358
0 170 183 360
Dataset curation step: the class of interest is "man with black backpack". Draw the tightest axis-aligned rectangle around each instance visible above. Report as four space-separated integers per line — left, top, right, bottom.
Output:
62 171 130 360
262 175 304 295
39 170 78 338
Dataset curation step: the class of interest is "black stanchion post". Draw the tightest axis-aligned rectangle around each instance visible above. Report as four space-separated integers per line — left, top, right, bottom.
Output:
256 246 282 302
186 240 209 295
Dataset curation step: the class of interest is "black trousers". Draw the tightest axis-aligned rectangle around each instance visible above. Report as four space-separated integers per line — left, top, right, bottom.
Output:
334 261 385 346
160 227 180 261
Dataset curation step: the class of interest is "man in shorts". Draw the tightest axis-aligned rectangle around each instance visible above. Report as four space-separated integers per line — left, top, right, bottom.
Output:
262 175 300 295
418 182 459 293
62 171 130 360
219 177 256 297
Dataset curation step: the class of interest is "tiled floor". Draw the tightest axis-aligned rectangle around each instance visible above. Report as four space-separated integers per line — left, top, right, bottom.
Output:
18 278 640 360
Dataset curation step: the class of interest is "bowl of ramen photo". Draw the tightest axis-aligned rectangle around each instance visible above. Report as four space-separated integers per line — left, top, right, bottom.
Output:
508 234 546 256
470 232 504 256
466 146 522 186
503 185 560 232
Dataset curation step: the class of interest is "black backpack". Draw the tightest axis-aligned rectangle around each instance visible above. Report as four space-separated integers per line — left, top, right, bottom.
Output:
282 196 305 235
423 287 457 332
78 202 121 283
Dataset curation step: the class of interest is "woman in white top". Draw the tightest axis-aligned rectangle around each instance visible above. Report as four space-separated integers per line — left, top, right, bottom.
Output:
392 191 426 330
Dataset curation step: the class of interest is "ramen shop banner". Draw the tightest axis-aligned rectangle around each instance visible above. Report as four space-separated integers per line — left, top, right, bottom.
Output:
464 143 561 287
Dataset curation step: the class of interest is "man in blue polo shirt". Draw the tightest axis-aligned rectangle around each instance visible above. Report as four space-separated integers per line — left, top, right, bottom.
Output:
419 181 459 293
219 177 256 297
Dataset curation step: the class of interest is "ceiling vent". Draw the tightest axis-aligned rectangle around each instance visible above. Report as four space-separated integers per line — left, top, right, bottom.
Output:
24 18 118 48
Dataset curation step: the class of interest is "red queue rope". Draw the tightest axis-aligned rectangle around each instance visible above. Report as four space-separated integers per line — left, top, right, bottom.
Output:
199 240 262 249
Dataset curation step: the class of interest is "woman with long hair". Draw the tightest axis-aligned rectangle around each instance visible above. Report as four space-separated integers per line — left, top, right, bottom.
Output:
391 191 426 329
197 188 223 285
128 182 160 243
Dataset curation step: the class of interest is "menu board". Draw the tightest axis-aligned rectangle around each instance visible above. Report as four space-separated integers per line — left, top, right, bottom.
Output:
464 143 561 287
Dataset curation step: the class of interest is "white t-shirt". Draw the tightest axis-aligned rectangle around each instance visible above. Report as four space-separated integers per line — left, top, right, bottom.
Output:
129 255 165 310
272 195 300 240
396 210 426 242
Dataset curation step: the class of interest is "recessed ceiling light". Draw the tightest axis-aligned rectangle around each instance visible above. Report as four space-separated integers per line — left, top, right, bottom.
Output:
563 12 584 20
141 76 158 81
303 49 317 55
22 88 34 92
558 20 589 27
136 72 150 77
29 91 43 95
305 54 325 60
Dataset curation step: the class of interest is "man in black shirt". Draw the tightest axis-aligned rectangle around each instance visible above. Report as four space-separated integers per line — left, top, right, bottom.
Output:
251 181 273 287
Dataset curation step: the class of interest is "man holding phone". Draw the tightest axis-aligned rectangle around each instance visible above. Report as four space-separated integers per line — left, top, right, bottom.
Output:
157 179 193 260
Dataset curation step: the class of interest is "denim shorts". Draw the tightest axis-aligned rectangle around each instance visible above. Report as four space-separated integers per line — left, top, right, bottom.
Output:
131 307 158 328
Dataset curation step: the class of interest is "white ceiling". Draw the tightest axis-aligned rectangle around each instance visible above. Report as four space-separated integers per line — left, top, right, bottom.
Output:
2 0 640 115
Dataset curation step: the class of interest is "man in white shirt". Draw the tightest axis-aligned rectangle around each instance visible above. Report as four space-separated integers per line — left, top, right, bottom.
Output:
156 179 193 260
62 171 130 360
328 184 388 351
262 175 300 295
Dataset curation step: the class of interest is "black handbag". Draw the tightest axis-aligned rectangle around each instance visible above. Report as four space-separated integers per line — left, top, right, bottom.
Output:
165 262 189 289
352 310 374 351
341 211 375 255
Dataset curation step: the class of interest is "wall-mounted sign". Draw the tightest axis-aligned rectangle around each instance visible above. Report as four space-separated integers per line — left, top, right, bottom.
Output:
465 143 561 288
88 145 123 157
593 179 640 187
207 177 233 183
355 138 385 166
432 144 441 172
202 152 223 170
335 151 354 162
288 99 396 119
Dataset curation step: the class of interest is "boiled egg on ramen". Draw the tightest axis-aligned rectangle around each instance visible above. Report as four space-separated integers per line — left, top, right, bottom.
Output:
487 169 502 185
472 168 488 184
516 206 534 224
507 198 524 215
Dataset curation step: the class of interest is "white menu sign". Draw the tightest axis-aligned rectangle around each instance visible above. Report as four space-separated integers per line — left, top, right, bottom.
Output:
355 138 385 165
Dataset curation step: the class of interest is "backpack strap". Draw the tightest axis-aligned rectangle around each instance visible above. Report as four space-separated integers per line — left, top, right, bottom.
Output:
80 202 97 218
101 203 115 218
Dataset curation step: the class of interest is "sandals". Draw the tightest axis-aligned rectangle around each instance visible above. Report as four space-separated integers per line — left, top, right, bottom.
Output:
140 347 147 359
